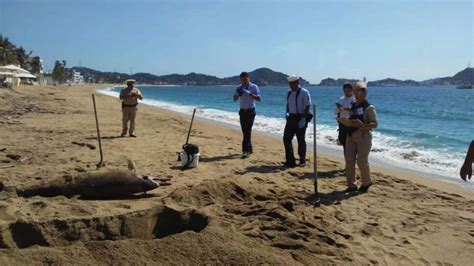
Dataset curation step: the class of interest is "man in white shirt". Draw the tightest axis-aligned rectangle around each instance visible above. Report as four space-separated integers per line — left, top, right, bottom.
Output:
283 75 312 167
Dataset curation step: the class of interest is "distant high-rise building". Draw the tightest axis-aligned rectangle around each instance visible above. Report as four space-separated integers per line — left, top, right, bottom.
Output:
72 70 84 84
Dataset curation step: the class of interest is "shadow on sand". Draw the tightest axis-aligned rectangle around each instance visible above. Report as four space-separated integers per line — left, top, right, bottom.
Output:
305 190 360 206
81 193 159 201
200 154 242 163
297 169 346 180
235 164 288 175
85 136 123 140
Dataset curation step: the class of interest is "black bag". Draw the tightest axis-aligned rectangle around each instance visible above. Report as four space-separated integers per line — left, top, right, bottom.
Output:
182 143 199 155
181 143 199 170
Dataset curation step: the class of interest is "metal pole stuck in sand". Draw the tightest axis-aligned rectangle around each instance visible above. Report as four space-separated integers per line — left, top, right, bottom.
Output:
185 108 197 145
92 94 104 168
313 104 320 203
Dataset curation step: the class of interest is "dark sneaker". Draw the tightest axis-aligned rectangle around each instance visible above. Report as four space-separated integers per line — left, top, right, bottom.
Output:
343 186 358 193
241 152 249 158
358 183 373 193
129 134 137 138
120 133 127 137
299 161 306 167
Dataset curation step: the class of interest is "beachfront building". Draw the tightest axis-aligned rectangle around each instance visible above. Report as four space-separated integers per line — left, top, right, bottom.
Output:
71 70 84 84
0 64 37 87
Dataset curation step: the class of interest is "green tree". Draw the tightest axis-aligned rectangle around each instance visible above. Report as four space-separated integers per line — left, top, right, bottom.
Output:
52 60 72 83
30 56 42 74
0 35 17 65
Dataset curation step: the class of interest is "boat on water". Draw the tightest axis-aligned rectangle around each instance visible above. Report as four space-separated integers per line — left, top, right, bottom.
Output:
456 84 473 89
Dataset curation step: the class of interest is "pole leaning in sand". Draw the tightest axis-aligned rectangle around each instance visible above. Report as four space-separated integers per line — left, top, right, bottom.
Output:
185 108 197 145
313 104 319 202
92 94 104 168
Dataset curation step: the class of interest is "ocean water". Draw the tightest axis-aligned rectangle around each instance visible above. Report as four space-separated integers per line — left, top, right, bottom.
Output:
102 85 474 189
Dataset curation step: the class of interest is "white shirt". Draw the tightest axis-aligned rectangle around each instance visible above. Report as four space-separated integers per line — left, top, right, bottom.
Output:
287 87 311 114
335 96 355 119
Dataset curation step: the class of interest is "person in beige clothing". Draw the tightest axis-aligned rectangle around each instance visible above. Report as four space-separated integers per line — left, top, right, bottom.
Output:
119 79 143 137
338 81 378 193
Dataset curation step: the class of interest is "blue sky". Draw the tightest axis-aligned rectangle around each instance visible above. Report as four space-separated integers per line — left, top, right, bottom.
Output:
1 0 472 83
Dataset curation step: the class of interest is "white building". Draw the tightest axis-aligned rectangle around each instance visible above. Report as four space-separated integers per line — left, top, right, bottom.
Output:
71 70 84 84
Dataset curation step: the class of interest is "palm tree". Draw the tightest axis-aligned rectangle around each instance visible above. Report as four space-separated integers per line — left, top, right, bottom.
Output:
0 35 16 66
15 46 33 69
30 56 42 74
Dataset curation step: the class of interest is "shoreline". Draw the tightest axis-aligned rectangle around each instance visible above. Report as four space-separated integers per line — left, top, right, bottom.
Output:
97 86 473 195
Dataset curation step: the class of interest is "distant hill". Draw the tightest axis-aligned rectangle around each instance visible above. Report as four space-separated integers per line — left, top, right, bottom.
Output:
421 67 474 86
222 68 309 86
318 78 359 87
71 67 309 86
368 78 420 87
317 67 474 87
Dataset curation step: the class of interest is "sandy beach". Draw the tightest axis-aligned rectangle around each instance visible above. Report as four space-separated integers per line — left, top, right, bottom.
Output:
0 84 473 265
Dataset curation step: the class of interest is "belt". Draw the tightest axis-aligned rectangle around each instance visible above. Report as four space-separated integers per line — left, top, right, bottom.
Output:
240 108 255 112
122 103 138 108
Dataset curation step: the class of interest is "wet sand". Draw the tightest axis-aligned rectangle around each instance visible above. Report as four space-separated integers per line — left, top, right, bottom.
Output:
0 84 473 265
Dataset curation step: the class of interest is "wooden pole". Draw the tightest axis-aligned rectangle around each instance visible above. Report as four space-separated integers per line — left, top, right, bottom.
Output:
313 104 320 203
185 108 197 145
92 94 104 168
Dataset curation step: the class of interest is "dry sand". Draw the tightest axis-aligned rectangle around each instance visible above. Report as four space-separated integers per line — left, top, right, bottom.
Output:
0 84 473 265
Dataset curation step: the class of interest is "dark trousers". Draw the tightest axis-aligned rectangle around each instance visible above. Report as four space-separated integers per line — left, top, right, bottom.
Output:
283 115 307 164
239 108 256 153
338 122 348 147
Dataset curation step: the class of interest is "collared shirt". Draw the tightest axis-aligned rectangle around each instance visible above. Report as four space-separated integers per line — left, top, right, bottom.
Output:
287 87 311 114
237 83 260 109
120 87 142 106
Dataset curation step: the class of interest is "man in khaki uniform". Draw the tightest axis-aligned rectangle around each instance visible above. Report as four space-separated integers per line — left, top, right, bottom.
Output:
119 79 143 137
338 81 378 193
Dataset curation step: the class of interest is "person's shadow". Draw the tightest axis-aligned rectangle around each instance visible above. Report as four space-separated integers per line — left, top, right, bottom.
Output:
199 154 241 163
305 189 360 206
297 169 345 180
85 136 123 140
235 164 287 175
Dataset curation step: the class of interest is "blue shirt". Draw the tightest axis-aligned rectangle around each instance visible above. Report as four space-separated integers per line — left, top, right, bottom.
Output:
237 83 260 109
287 87 311 114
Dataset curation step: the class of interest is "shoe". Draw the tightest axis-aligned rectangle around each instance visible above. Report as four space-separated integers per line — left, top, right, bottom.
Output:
299 161 306 167
241 152 249 158
343 187 358 193
358 183 373 193
129 134 137 138
120 133 127 137
283 161 297 168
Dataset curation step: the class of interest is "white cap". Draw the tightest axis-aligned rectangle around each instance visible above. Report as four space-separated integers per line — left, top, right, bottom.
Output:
287 75 299 82
125 79 136 84
355 81 367 89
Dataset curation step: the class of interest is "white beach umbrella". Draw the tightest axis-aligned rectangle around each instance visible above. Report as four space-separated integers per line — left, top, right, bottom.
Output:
0 65 30 74
14 73 37 78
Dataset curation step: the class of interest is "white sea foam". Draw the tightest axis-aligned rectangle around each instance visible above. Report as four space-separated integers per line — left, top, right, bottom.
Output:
97 87 471 189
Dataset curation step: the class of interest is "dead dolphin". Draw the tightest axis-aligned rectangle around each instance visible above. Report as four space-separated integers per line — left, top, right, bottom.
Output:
17 170 158 199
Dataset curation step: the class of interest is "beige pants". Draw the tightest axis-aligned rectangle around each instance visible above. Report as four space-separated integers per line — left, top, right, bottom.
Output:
122 107 137 135
344 130 372 188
